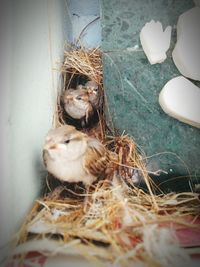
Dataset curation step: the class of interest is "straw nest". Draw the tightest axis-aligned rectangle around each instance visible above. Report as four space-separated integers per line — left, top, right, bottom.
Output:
55 44 105 130
15 45 200 267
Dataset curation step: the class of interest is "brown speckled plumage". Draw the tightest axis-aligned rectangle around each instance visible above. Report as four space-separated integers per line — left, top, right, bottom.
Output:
84 140 110 178
43 125 110 186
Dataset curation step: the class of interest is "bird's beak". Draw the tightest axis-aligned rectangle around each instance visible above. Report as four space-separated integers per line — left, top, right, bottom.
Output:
64 95 73 103
44 143 57 150
88 88 97 95
87 88 93 95
82 95 89 101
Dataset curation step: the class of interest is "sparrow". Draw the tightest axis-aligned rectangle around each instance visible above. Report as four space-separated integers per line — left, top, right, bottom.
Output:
63 88 94 126
77 80 103 110
43 125 110 187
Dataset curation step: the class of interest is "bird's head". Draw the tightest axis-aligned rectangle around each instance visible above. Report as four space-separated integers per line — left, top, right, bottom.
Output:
85 80 99 96
63 89 89 105
43 125 88 161
87 87 98 96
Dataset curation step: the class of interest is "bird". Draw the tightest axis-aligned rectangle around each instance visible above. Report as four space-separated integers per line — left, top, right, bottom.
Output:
77 80 103 110
43 125 110 187
63 88 94 126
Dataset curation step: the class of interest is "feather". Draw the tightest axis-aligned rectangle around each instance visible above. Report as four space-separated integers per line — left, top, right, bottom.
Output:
84 138 110 178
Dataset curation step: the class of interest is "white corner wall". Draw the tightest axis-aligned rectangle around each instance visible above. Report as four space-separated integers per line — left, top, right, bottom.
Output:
66 0 101 48
0 0 71 262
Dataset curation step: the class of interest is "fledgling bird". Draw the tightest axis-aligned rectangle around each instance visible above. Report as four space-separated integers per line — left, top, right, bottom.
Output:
63 88 94 126
78 80 103 110
43 125 110 187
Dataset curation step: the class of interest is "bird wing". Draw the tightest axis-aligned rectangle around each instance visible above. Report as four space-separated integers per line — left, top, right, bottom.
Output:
83 139 110 178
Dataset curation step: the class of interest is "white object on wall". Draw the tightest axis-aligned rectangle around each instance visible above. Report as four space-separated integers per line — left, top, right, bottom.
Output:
172 7 200 81
159 76 200 128
140 20 172 64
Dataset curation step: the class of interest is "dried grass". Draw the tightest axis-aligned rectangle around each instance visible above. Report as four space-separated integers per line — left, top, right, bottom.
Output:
13 45 200 266
62 44 103 86
15 176 199 266
56 44 105 131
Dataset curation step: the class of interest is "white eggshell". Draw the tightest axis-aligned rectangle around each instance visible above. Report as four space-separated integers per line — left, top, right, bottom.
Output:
172 7 200 81
140 20 172 64
159 76 200 128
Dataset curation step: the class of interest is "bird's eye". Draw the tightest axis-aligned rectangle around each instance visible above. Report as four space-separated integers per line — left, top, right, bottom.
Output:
64 139 70 144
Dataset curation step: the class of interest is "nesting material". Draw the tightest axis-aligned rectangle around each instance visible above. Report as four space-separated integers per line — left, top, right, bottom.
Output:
13 46 200 266
57 45 104 129
15 176 200 266
62 44 103 87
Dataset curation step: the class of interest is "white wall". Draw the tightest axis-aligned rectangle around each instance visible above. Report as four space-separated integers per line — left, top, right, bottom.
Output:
0 0 13 261
0 0 71 262
66 0 101 48
0 0 100 263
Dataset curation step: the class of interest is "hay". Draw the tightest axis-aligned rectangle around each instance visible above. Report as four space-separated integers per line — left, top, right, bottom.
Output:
56 44 106 132
62 44 103 86
13 45 200 266
15 177 199 266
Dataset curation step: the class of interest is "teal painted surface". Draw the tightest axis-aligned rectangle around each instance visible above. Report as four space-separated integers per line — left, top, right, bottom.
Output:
101 0 194 51
101 0 200 189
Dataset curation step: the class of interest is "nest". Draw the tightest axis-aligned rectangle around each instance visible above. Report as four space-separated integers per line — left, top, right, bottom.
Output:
13 45 200 267
56 45 105 130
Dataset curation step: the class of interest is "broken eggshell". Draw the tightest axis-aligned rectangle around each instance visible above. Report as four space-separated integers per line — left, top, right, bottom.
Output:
172 7 200 81
159 76 200 128
140 20 172 64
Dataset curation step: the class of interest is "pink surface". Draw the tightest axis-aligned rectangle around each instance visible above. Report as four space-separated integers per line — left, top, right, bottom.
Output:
6 252 47 267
